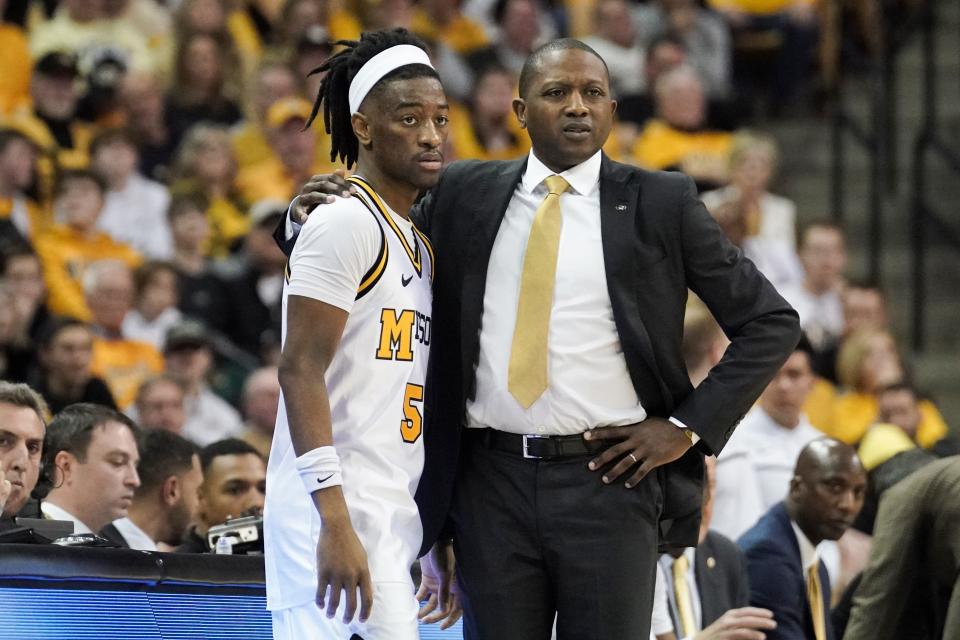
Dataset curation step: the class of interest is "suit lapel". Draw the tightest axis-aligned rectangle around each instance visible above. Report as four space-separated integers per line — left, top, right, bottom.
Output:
694 539 720 625
460 159 526 397
598 155 668 406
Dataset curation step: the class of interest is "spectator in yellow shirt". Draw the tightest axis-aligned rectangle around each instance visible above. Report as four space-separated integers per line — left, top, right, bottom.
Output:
411 0 489 55
448 65 530 162
235 97 338 204
632 65 733 190
232 58 301 170
83 259 164 408
34 169 142 321
876 382 958 456
0 11 31 116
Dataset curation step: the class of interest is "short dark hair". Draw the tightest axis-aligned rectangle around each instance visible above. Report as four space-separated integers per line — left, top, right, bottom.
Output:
794 332 816 364
199 438 262 474
645 32 686 61
36 316 91 351
44 403 140 466
54 168 107 198
0 128 35 154
0 381 50 426
0 243 40 275
133 260 178 297
518 38 608 99
800 218 846 245
89 127 139 158
135 373 185 409
167 191 210 222
308 28 438 168
135 429 199 495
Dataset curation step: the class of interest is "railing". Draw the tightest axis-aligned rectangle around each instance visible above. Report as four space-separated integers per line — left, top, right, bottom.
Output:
910 0 960 351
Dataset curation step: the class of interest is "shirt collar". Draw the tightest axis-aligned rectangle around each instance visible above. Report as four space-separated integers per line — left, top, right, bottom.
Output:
113 517 158 551
522 149 602 197
41 501 93 535
790 519 820 571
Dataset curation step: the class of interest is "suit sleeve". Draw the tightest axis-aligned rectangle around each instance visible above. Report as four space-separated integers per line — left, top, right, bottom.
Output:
672 176 801 454
743 545 809 640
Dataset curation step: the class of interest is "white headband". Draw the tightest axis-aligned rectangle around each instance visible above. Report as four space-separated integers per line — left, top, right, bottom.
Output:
347 44 435 114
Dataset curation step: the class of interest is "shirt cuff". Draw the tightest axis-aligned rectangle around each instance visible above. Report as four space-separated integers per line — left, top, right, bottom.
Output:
668 416 701 445
285 197 303 241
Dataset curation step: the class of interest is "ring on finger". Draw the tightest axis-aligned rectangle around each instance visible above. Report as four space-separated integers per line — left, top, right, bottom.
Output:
628 452 639 464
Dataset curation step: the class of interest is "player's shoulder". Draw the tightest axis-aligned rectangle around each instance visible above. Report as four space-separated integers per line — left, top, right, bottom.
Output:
300 195 382 239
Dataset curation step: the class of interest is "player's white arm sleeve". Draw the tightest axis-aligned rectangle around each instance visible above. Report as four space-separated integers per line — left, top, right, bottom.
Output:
285 197 303 240
286 202 380 313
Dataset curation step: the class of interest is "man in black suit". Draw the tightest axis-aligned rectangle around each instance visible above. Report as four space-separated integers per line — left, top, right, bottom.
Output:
283 37 799 640
660 456 776 639
739 439 866 640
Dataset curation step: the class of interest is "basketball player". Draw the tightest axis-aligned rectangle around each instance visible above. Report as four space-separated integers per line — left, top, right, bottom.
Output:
265 30 458 639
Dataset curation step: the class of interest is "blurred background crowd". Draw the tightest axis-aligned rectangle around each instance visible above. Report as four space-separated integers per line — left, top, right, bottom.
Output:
0 0 957 635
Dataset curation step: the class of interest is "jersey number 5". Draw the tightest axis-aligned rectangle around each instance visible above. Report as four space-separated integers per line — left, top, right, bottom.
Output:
401 383 424 443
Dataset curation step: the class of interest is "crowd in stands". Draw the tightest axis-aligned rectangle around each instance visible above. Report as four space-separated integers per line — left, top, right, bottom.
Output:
0 0 956 636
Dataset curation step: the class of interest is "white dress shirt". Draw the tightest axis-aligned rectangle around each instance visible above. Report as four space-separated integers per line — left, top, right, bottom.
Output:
713 406 823 541
466 151 648 436
779 284 844 349
791 519 820 573
97 173 173 259
41 501 92 534
111 516 158 551
181 386 245 446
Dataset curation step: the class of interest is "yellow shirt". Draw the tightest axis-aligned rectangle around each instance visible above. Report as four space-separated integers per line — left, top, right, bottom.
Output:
0 196 49 238
34 224 142 320
235 156 340 205
447 103 530 162
410 10 489 54
91 337 164 409
802 376 837 434
227 9 263 76
632 119 733 171
0 25 31 117
707 0 815 15
231 121 338 171
823 391 948 449
328 9 362 42
207 195 251 258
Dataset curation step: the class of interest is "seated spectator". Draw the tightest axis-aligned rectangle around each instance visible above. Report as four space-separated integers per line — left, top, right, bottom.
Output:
5 52 94 200
0 381 48 523
122 261 183 350
170 124 249 258
876 382 957 455
175 0 264 75
239 366 280 458
714 335 823 541
634 0 733 99
830 328 948 447
411 0 489 55
0 245 51 381
165 31 244 149
843 456 960 640
582 0 646 99
235 97 338 204
616 33 687 127
166 193 231 334
0 128 44 241
32 317 117 414
117 72 176 183
0 10 30 116
163 320 244 446
448 65 530 162
133 374 187 435
217 202 286 358
176 438 266 553
632 65 733 190
40 403 141 535
274 0 361 49
466 0 545 77
34 170 142 321
90 128 173 259
739 439 866 640
84 260 165 408
779 220 847 352
660 456 776 639
812 279 887 383
231 59 301 171
103 429 202 550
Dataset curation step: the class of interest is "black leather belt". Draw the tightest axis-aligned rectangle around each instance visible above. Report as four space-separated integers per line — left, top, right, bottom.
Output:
470 428 604 460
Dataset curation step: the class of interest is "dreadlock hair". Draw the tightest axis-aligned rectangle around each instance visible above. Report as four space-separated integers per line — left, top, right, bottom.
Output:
308 29 438 168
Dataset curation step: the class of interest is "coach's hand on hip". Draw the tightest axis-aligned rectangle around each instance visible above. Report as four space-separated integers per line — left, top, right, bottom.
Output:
584 417 694 488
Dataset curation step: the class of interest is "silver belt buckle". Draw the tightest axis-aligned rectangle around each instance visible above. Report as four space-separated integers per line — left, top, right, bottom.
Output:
522 434 547 459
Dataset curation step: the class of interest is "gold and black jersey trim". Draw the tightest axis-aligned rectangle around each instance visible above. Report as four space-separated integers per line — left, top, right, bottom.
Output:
283 191 388 300
348 176 424 278
413 226 435 283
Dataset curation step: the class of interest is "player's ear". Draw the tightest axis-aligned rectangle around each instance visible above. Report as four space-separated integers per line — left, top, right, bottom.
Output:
352 113 372 146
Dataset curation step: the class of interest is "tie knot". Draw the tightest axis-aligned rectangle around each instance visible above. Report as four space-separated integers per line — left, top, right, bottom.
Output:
543 175 569 196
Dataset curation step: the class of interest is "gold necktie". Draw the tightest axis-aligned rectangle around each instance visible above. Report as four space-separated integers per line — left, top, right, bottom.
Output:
507 175 570 408
807 564 827 640
673 554 697 637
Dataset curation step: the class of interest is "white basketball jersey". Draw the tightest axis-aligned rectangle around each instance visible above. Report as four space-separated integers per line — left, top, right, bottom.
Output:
265 176 434 610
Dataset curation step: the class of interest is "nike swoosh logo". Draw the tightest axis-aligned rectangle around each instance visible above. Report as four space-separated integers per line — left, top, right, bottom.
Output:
316 473 334 485
401 274 413 287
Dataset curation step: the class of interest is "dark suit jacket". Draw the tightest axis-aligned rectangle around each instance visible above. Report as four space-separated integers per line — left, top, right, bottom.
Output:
99 523 130 548
277 155 799 555
739 502 835 640
843 456 960 640
662 531 751 634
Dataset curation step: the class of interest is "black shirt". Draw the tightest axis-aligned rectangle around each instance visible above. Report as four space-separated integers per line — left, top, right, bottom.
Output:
33 376 117 415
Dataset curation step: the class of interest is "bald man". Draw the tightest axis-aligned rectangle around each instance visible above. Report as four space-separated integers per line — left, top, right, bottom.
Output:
738 439 866 640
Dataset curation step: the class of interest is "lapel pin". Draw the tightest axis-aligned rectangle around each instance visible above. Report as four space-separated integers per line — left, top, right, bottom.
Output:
615 204 627 212
707 557 716 569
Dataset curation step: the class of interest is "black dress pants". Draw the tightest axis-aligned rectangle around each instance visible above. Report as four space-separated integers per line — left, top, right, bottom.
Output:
450 432 663 640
